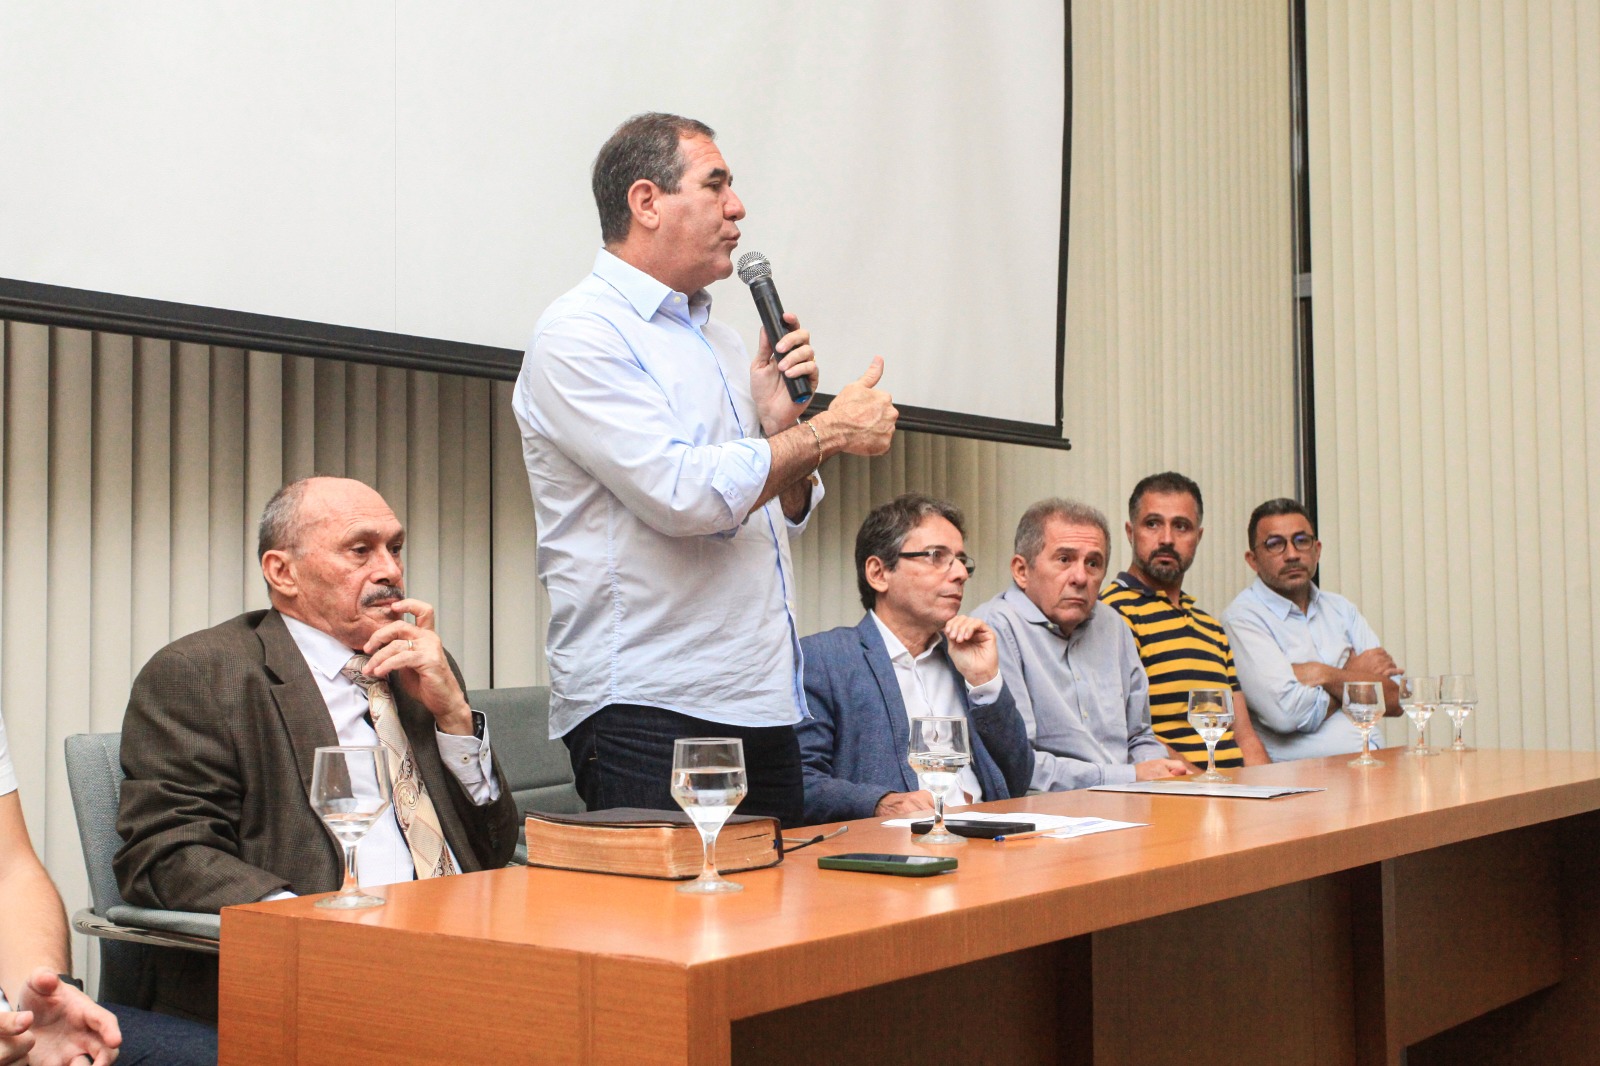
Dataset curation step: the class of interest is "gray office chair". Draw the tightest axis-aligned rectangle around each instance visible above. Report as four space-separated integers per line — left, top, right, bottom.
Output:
64 733 219 1005
466 686 584 864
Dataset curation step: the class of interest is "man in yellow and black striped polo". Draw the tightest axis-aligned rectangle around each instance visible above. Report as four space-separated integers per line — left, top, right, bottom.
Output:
1099 472 1270 771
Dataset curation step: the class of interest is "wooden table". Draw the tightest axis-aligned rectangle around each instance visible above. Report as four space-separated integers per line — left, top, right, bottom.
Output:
219 749 1600 1065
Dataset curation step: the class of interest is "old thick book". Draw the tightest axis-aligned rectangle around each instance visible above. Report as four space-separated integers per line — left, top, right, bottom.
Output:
524 807 784 880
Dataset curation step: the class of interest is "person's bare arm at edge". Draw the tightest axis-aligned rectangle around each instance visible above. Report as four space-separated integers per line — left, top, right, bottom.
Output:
754 357 898 517
1231 690 1272 765
0 792 121 1065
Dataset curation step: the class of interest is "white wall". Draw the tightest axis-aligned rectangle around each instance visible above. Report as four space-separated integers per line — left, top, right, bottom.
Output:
1306 0 1600 750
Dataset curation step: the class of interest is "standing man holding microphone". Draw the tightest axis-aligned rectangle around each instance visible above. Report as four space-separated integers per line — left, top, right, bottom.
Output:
513 113 898 826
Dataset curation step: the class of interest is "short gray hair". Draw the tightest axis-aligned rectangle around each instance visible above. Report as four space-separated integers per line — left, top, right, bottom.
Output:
256 476 325 561
592 112 717 246
1013 497 1111 565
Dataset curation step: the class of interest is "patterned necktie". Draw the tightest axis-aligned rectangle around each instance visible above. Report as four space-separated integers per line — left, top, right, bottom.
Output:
341 655 457 878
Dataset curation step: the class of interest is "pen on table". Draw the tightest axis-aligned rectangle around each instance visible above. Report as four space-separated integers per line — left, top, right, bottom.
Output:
993 827 1060 842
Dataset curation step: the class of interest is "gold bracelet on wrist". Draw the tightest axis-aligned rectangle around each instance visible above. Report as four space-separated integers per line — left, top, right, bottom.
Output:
802 419 824 485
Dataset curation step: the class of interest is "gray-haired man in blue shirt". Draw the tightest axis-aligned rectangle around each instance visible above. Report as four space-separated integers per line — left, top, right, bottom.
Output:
973 498 1189 791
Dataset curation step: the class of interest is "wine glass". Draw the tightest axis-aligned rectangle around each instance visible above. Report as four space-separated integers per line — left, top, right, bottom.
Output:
1185 688 1234 782
1343 681 1384 766
1397 675 1440 756
1440 674 1478 752
310 745 394 909
908 716 972 846
670 737 748 894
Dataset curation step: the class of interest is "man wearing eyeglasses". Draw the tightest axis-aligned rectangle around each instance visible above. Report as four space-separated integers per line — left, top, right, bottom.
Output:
795 494 1031 824
1221 498 1402 761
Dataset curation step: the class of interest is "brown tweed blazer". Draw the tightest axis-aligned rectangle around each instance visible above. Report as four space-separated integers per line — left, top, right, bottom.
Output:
114 608 518 1020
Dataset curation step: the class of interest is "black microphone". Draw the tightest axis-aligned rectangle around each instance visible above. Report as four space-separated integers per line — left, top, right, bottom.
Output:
736 251 814 404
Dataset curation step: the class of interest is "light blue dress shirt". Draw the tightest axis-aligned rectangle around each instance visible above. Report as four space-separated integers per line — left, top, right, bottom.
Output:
1221 577 1384 761
973 585 1168 791
512 250 821 738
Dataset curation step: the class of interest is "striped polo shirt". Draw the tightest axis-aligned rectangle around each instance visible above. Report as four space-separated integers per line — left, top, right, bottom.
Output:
1099 572 1244 768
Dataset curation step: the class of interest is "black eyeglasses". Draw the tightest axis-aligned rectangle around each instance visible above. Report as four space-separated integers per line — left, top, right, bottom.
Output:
1257 532 1316 556
896 548 976 575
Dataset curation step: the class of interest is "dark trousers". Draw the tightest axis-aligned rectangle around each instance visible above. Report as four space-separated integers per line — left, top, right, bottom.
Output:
564 704 805 829
105 1002 218 1066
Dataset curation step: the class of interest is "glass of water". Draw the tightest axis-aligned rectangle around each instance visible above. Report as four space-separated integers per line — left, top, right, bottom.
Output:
309 745 394 909
1397 675 1440 756
670 737 749 894
1185 688 1234 782
908 716 972 846
1342 681 1384 766
1440 674 1478 752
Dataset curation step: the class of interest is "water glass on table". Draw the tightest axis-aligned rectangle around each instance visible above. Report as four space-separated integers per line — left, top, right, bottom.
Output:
670 737 749 894
1185 688 1234 782
1440 674 1478 752
310 745 394 909
1342 681 1384 767
1397 674 1440 756
908 716 972 846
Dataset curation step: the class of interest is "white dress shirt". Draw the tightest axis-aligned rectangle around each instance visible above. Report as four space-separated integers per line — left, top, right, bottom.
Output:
512 250 823 738
870 612 1000 806
281 616 498 891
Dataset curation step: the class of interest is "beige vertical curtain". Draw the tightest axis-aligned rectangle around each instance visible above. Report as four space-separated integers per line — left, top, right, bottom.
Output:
1306 0 1600 750
0 0 1293 988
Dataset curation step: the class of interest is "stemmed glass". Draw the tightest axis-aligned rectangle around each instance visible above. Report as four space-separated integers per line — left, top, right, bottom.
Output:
1398 675 1440 756
1440 674 1478 752
1343 681 1384 766
908 716 972 846
670 738 749 894
310 745 394 909
1185 689 1234 782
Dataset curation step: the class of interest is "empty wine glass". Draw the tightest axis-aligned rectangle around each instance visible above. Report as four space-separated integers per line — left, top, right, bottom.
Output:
670 737 748 894
1440 674 1478 752
1343 681 1384 766
1185 688 1234 782
1397 675 1440 756
310 745 394 909
908 716 972 846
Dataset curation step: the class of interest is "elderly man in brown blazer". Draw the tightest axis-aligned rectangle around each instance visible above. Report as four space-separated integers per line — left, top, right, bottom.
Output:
115 476 519 1023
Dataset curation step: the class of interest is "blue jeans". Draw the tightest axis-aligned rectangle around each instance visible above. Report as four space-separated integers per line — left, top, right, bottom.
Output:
105 1002 217 1066
564 704 805 828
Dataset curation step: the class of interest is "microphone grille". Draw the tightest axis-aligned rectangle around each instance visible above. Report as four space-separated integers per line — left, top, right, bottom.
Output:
736 251 771 285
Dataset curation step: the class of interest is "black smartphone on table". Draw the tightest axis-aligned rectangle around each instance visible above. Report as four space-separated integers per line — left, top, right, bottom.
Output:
817 853 958 876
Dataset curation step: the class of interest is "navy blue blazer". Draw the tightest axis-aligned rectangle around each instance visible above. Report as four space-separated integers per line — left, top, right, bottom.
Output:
797 614 1033 825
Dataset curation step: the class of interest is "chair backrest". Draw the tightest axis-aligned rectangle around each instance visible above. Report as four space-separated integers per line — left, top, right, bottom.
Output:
64 732 146 1005
64 732 131 916
466 686 585 818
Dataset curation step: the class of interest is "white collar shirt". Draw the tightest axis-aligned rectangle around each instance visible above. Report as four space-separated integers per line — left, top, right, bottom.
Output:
281 615 497 890
869 612 1000 806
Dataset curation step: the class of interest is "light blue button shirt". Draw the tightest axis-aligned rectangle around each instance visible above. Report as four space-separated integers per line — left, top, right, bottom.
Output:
973 585 1168 791
512 250 820 738
1221 577 1384 761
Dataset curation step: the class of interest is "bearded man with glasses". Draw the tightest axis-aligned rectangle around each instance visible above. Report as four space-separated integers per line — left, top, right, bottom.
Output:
1220 498 1403 761
795 494 1031 825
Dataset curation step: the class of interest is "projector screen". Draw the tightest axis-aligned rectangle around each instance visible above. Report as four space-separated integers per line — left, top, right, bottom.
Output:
0 1 1070 445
